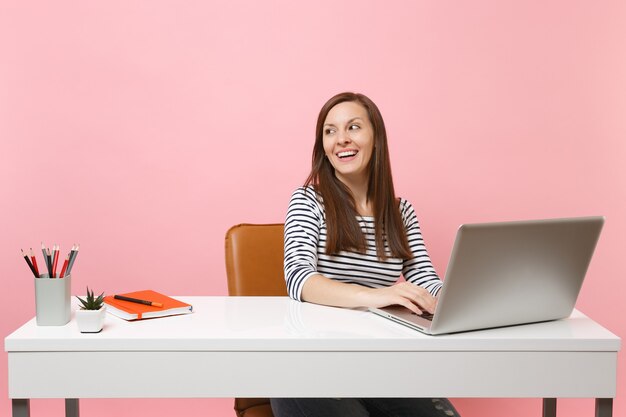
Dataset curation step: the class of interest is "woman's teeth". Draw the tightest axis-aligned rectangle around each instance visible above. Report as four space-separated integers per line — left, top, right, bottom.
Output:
337 150 358 159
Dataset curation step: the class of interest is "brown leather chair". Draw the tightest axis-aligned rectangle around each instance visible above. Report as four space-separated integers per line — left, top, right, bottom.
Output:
225 223 288 417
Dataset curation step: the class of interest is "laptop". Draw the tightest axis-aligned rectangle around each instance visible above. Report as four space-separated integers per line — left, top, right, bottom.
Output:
369 216 604 335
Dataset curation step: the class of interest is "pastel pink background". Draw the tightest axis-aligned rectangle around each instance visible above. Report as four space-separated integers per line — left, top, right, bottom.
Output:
1 1 624 416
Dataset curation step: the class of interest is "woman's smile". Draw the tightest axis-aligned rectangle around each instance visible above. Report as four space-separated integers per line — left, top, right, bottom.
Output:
336 148 359 161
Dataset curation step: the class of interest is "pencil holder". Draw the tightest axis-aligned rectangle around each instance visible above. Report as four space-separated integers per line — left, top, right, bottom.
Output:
34 274 71 326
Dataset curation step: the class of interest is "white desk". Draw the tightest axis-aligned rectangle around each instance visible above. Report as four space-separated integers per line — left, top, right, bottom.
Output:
5 296 620 417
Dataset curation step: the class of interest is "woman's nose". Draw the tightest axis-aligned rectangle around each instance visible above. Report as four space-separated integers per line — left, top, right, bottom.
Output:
337 130 352 144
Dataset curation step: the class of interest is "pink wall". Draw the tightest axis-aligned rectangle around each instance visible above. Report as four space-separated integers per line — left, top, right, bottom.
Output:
1 1 624 416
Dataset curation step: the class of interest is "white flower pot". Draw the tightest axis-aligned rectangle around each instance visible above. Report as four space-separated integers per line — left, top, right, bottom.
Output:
76 306 106 333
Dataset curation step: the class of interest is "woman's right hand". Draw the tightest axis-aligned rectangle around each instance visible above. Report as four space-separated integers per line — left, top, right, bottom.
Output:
361 282 437 316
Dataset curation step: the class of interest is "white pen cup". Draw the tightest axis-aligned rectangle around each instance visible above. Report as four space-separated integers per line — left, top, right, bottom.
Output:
34 274 71 326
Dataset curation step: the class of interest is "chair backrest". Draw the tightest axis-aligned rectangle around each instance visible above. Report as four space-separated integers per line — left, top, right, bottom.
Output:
224 223 286 417
225 223 287 297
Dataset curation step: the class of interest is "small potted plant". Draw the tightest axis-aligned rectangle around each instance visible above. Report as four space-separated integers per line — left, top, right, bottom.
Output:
75 287 106 333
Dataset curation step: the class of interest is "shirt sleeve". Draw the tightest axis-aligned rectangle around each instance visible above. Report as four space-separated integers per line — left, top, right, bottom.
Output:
283 187 323 301
400 199 443 296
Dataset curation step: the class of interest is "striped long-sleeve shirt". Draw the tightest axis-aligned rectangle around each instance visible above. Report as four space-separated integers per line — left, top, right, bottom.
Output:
284 186 443 301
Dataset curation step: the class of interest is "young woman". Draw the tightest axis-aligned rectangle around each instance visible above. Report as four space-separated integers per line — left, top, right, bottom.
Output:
272 92 460 417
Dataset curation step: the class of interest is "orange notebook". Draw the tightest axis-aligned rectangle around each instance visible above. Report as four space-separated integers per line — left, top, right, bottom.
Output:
104 290 193 321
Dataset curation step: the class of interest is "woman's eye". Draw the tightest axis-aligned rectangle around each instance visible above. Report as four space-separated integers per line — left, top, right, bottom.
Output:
325 128 335 135
349 124 360 130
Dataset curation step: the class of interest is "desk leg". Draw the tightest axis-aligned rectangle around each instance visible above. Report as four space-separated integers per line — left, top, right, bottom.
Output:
12 399 30 417
595 398 612 417
65 399 79 417
542 398 556 417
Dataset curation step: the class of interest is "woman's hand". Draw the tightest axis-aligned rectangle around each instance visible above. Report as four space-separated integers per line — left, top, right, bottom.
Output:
361 282 437 316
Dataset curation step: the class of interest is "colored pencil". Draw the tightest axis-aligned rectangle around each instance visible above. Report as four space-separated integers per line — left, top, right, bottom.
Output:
42 243 52 277
59 254 70 278
66 244 80 275
46 247 53 277
29 248 40 277
52 244 60 278
21 249 38 277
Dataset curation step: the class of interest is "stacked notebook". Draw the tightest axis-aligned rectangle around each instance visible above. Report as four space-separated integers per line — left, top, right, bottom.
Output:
104 290 193 320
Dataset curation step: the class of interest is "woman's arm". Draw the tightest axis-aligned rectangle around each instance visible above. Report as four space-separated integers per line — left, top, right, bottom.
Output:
283 188 324 300
301 274 436 315
400 200 444 297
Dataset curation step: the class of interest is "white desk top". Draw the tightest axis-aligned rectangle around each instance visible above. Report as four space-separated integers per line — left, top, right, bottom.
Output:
5 296 620 352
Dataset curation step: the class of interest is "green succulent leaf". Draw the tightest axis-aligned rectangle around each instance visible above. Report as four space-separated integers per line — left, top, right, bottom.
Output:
76 296 88 309
76 287 106 310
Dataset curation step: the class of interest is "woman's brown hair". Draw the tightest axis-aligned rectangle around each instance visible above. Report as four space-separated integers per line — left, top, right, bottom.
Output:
304 92 412 260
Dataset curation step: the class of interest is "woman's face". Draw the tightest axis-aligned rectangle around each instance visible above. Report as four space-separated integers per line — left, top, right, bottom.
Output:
322 101 375 185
